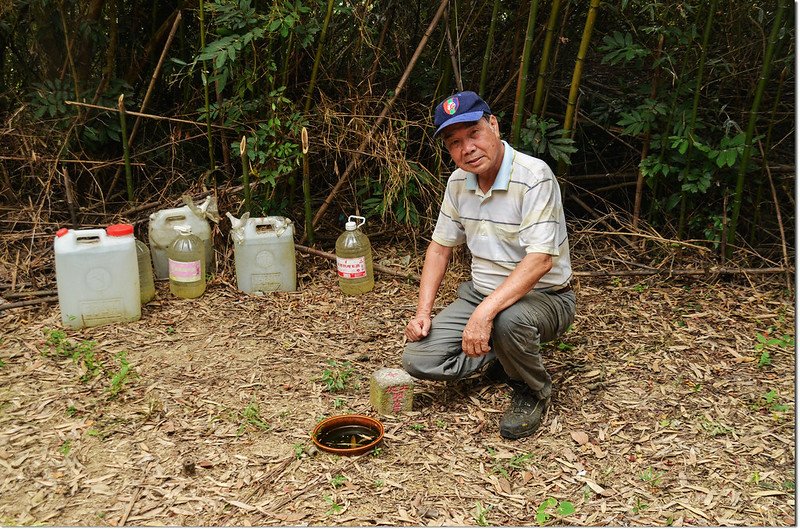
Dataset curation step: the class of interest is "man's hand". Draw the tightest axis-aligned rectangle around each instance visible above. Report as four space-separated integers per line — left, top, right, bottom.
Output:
405 315 431 342
462 309 493 357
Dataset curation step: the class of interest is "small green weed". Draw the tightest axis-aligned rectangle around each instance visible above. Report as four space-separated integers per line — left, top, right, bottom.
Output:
474 502 491 526
410 423 426 431
632 283 648 293
436 419 447 429
749 471 761 485
640 467 664 486
237 401 270 435
535 498 575 524
66 405 78 417
761 390 789 413
324 495 343 515
632 497 648 514
332 398 345 409
108 351 135 397
373 479 384 488
330 474 347 488
59 440 72 456
699 417 733 437
320 360 354 392
293 443 304 459
493 452 534 479
755 332 794 368
0 358 5 368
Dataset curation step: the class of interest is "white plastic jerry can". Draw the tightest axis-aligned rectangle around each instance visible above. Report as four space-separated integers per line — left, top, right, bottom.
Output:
148 202 213 279
53 224 141 329
227 213 297 294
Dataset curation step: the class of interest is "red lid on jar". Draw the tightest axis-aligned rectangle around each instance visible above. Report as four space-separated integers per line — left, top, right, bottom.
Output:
106 224 134 237
56 228 69 237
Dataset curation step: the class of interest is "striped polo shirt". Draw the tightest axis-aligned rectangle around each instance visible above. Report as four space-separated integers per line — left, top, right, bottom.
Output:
432 141 572 296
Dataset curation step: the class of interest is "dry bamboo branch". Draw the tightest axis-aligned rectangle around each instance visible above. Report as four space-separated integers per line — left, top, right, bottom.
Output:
573 267 793 278
309 0 450 231
0 296 59 312
64 101 234 130
295 244 420 282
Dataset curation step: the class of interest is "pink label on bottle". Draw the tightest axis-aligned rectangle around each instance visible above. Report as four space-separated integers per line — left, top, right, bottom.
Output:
169 259 201 282
336 256 367 278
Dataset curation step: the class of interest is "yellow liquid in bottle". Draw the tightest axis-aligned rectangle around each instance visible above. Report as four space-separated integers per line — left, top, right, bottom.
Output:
336 228 374 295
168 232 206 299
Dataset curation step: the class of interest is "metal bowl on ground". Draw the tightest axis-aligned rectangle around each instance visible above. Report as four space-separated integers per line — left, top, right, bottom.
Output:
312 414 384 456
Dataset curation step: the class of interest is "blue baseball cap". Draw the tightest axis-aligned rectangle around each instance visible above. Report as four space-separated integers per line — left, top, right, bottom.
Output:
433 91 492 137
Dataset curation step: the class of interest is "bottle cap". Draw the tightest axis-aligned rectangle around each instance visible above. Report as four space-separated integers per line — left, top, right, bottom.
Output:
56 228 69 237
345 221 357 231
106 224 134 237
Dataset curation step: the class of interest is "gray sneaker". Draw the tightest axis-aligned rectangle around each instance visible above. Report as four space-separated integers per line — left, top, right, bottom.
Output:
499 383 549 439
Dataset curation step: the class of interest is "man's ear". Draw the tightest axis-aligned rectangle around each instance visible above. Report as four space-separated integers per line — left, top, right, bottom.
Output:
489 115 500 137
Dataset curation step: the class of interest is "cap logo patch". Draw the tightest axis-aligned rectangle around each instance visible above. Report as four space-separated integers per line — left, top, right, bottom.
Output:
443 97 459 115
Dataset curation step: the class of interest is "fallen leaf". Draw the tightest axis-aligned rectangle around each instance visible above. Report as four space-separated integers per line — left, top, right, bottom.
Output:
570 431 589 446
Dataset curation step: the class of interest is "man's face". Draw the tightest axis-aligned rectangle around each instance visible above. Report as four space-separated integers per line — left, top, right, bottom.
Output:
441 115 503 178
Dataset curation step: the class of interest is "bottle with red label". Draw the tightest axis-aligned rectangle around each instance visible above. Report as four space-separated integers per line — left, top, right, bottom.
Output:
168 225 206 299
335 215 374 295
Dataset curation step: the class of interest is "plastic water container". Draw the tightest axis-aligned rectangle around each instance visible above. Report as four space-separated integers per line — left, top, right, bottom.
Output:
149 198 215 280
227 213 296 293
135 239 155 304
54 224 141 329
335 215 374 295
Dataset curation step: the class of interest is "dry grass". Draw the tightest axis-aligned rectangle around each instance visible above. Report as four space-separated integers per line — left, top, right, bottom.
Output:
0 239 795 526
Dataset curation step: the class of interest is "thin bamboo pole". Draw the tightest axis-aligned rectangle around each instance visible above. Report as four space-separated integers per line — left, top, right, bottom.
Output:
64 100 235 130
558 0 601 176
303 0 335 113
198 0 216 172
632 32 664 228
727 0 788 253
531 0 561 117
117 94 134 203
301 127 314 244
62 166 79 229
309 0 450 231
677 0 717 238
445 4 463 92
510 0 540 145
479 0 500 97
240 137 251 215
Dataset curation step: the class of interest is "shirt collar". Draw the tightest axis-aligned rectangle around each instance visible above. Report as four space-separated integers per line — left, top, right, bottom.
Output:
465 141 514 193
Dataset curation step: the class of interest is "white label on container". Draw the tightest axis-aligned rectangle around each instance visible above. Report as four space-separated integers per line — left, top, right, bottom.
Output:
169 259 202 282
336 256 367 278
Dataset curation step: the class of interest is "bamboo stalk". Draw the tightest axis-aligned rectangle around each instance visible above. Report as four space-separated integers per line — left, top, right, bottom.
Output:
301 127 314 244
727 0 788 253
198 0 216 172
303 0 335 113
510 0 540 145
117 94 134 203
444 4 463 92
62 166 79 229
309 0 450 231
632 32 664 228
240 136 251 215
531 0 561 117
757 139 791 290
559 0 601 176
677 0 717 238
479 0 500 97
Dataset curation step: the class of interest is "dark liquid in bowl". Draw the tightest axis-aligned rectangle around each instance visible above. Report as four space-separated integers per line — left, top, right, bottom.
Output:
317 425 379 449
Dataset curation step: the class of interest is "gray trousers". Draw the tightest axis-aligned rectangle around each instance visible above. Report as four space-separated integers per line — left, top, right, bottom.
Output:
402 281 576 400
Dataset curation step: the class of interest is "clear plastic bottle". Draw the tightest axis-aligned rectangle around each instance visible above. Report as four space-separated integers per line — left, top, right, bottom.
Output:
167 225 206 299
335 215 374 295
135 239 156 304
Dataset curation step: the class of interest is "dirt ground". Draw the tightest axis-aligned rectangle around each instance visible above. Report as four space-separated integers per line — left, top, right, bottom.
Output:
0 243 795 526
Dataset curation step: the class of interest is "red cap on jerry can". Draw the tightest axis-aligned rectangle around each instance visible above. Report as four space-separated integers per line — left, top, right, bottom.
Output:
106 224 134 237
